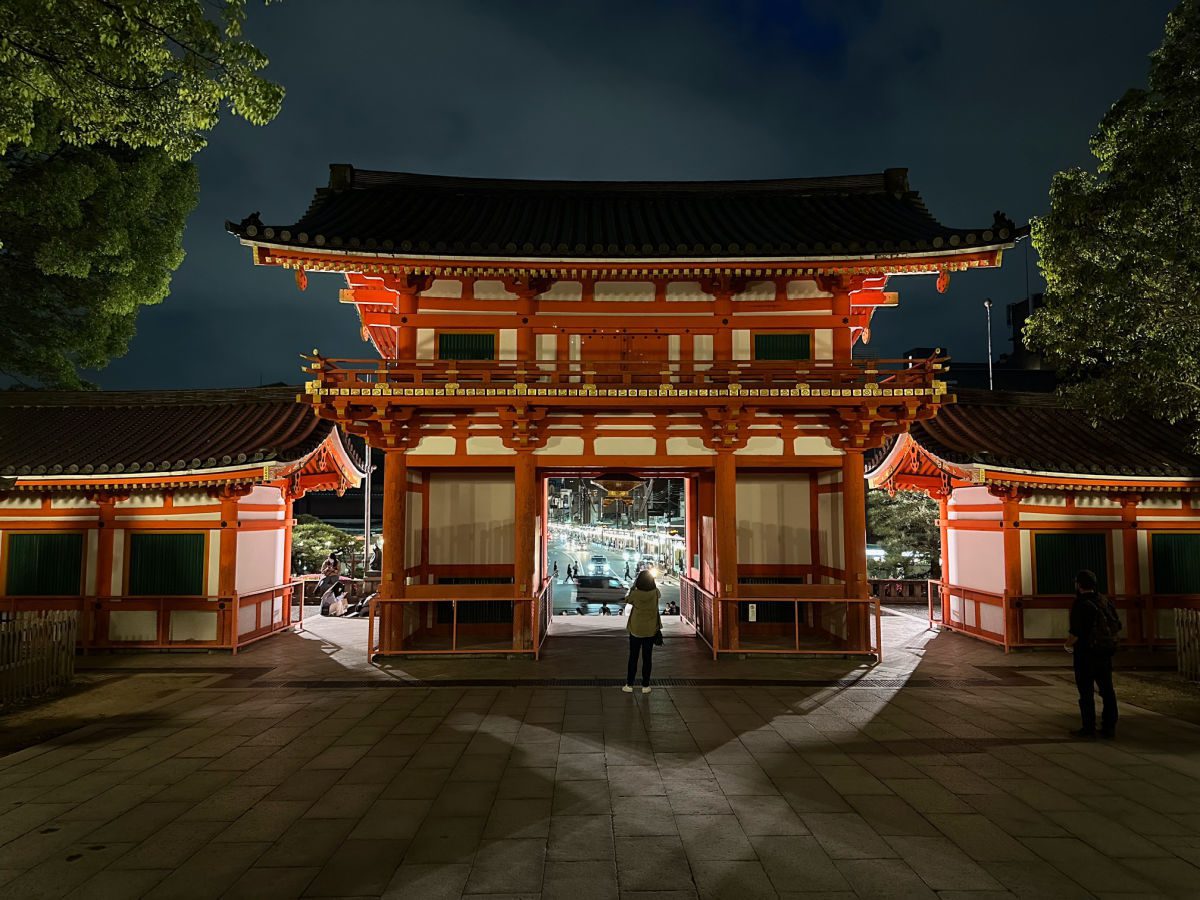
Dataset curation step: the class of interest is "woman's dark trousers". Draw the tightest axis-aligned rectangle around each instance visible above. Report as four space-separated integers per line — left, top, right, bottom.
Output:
627 636 654 686
1074 649 1118 734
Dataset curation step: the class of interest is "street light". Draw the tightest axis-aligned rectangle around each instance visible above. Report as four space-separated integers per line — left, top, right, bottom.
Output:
983 297 994 391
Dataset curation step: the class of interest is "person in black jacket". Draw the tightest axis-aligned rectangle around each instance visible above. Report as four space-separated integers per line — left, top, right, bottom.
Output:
1065 569 1118 739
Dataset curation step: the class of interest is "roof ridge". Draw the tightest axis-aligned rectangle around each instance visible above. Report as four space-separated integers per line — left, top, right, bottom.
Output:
0 386 303 408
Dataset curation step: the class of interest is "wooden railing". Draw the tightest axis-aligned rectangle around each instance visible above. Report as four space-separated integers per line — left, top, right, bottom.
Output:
368 593 539 657
870 579 930 603
0 584 300 653
680 577 881 660
304 355 943 396
928 581 1200 651
0 610 78 706
1179 610 1200 681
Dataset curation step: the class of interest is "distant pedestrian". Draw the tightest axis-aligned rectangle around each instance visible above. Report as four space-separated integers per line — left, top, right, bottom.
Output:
623 569 663 695
625 562 631 580
553 561 559 580
1065 569 1121 739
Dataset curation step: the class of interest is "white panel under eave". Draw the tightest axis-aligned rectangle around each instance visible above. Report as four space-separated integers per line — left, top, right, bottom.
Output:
668 335 680 361
666 281 703 301
466 436 516 456
52 496 100 510
84 529 98 595
541 281 583 302
594 437 656 455
694 335 714 361
595 281 654 302
536 436 585 456
428 472 514 565
536 334 557 360
794 435 839 456
787 279 833 299
736 436 785 456
736 474 812 564
473 280 513 300
733 281 775 302
426 279 463 298
667 437 715 456
412 436 456 455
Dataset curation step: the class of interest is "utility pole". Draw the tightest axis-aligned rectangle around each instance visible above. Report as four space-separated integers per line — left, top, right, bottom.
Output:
983 297 994 391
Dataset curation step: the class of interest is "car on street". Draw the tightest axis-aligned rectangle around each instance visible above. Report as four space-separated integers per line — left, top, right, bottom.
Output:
588 553 609 574
637 554 660 577
574 575 628 607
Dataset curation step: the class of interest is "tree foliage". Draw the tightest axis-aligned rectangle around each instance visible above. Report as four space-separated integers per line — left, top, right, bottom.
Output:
291 521 358 577
1025 0 1200 444
0 0 282 387
0 0 283 159
866 489 939 579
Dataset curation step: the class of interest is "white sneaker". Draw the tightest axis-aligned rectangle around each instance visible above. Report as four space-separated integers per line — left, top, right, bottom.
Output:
641 687 652 694
621 685 633 693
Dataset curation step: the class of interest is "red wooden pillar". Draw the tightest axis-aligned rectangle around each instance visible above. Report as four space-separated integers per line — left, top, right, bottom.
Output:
841 450 869 648
282 492 296 624
513 452 537 649
714 451 738 649
936 492 950 625
684 476 697 581
999 489 1023 648
697 470 717 595
381 451 407 599
1120 495 1144 642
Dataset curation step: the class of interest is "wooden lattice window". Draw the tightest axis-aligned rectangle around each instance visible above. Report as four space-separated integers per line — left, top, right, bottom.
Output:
438 332 496 360
753 332 811 360
4 533 84 596
128 533 206 596
1033 532 1108 595
1151 533 1200 594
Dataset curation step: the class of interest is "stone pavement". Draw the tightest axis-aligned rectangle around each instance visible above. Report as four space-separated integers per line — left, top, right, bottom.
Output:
1 612 1199 899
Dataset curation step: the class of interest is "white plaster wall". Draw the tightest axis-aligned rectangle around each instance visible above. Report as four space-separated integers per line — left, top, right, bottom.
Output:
174 492 211 507
426 279 463 298
668 335 680 361
736 474 811 565
466 436 516 456
52 496 101 509
732 330 751 361
416 329 435 359
537 334 557 360
947 529 1005 593
733 281 775 301
786 279 833 299
244 485 282 506
694 335 714 362
594 437 656 455
814 330 833 360
411 436 456 455
473 280 513 301
110 531 126 596
595 281 654 302
115 494 162 509
407 490 422 572
667 281 703 301
235 528 285 594
428 472 515 565
84 530 98 595
817 488 844 580
207 530 221 595
950 486 998 508
536 436 586 456
794 436 839 456
736 436 785 456
541 282 583 302
666 437 714 456
499 330 517 360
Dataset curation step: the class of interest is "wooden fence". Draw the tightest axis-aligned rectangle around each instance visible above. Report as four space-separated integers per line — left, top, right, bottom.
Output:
0 610 78 707
1178 609 1200 681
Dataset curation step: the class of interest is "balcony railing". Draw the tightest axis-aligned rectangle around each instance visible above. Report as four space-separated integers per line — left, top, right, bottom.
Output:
303 355 945 400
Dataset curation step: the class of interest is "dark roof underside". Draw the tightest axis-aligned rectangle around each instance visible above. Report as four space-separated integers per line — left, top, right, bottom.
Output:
228 166 1021 259
896 390 1200 479
0 387 336 478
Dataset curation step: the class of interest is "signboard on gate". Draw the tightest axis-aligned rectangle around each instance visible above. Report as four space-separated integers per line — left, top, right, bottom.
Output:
748 603 757 622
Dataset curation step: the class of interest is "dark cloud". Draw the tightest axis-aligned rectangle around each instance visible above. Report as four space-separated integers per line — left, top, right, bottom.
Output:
91 0 1180 388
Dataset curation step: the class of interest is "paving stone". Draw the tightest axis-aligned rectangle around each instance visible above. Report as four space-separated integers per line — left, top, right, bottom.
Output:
612 796 678 837
542 859 619 900
614 835 693 892
773 777 853 814
816 764 893 796
255 818 357 868
750 834 849 893
607 765 666 797
142 840 268 900
883 778 974 815
726 795 808 835
885 835 1004 891
222 866 319 900
382 863 470 900
689 859 775 899
554 780 613 816
485 797 554 839
302 838 407 896
548 814 615 860
1019 837 1156 894
1045 810 1173 859
802 813 897 860
109 819 225 869
402 814 485 864
834 858 938 899
63 867 171 900
463 838 547 894
927 813 1038 862
500 767 558 799
1 840 133 900
844 794 939 837
349 797 432 841
663 781 733 816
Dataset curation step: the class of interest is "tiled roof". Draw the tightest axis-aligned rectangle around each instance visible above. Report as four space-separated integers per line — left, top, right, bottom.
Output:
0 387 353 478
227 165 1023 260
888 390 1200 479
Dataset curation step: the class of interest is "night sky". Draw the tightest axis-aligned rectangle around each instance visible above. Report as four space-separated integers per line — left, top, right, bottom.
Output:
91 0 1179 389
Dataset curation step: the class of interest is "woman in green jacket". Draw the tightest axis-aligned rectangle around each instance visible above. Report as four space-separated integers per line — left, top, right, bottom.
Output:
623 570 663 694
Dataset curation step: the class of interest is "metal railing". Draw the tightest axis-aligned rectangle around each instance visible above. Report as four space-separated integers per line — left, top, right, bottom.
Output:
680 577 717 658
305 355 943 396
1 610 78 706
535 578 554 658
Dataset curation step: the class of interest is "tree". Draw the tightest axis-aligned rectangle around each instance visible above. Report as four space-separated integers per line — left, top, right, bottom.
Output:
291 521 359 577
0 1 283 387
1024 1 1200 445
866 489 939 580
0 1 283 159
